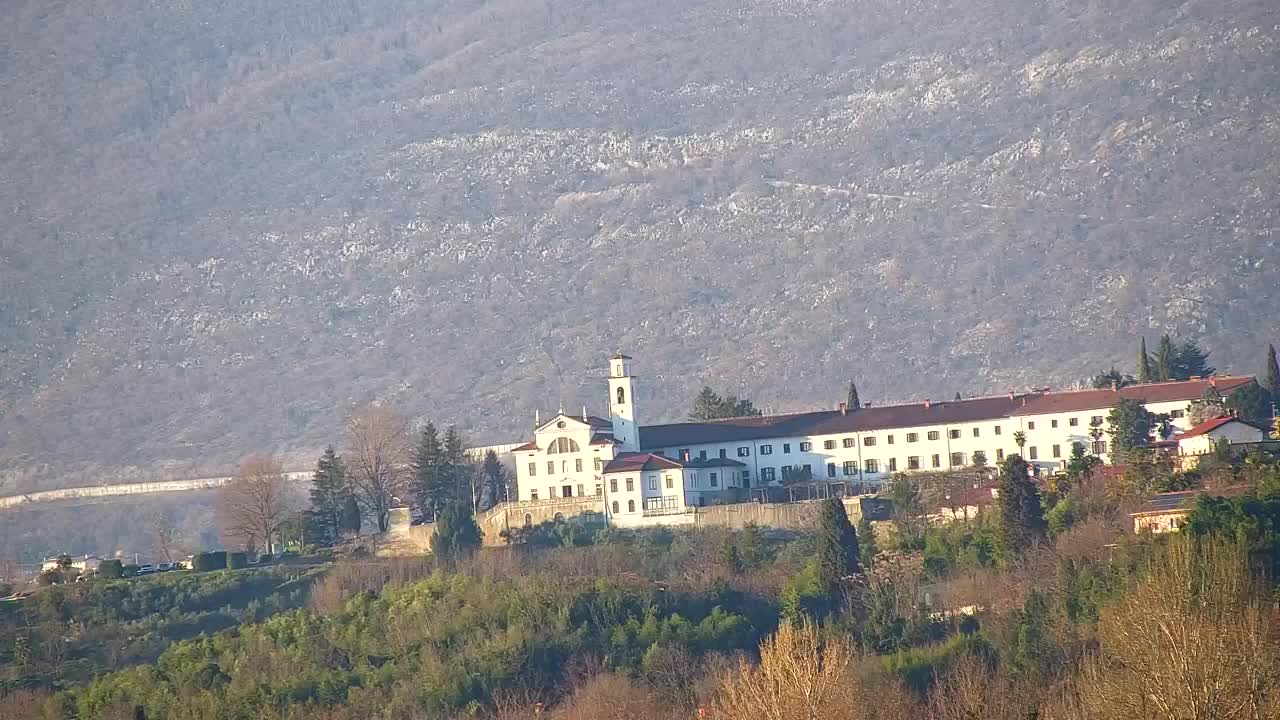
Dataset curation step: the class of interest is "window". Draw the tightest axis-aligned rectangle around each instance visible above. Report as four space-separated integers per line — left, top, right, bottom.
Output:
719 448 727 458
665 475 674 489
888 458 898 472
577 483 584 496
647 475 658 491
1052 444 1061 458
595 484 603 496
931 454 942 468
1170 409 1185 419
907 433 919 443
1092 440 1108 455
737 446 750 457
907 456 921 470
1069 417 1079 427
695 450 704 460
843 461 857 475
1028 421 1036 430
887 435 895 444
997 448 1005 461
1051 419 1059 428
844 438 856 448
781 464 793 477
561 460 569 473
531 489 539 501
742 470 751 483
679 448 690 460
864 436 876 446
549 486 557 498
760 444 773 455
612 501 619 514
627 500 635 513
827 463 837 478
616 387 626 404
528 462 537 477
575 458 583 472
995 425 1002 436
782 443 791 454
1029 447 1038 460
710 472 719 487
548 437 581 453
594 457 603 471
524 513 533 528
610 478 618 493
928 431 940 441
626 478 635 491
972 427 980 437
1091 416 1104 425
688 472 698 488
949 429 961 440
761 467 776 483
865 459 880 474
972 451 986 465
546 461 554 474
557 421 566 428
820 440 833 450
950 452 965 467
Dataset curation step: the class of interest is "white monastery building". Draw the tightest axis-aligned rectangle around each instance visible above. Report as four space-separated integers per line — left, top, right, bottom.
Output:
510 353 1259 526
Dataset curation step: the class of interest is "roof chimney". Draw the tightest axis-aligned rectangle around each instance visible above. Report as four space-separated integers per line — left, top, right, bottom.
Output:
1008 390 1015 400
1190 375 1201 381
924 399 931 409
864 401 872 408
535 409 541 425
582 405 588 421
839 402 847 416
1111 381 1118 391
1210 376 1218 387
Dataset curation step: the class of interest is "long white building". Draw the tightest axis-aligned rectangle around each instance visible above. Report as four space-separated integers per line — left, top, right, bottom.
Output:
509 353 1257 525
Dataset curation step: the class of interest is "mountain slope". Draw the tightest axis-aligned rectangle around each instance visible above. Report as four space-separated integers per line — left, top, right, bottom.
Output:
2 0 1279 490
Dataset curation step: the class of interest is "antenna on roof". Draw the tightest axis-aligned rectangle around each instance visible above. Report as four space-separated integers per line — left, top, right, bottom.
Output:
582 405 587 421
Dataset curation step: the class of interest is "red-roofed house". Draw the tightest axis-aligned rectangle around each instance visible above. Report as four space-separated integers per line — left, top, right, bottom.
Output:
1173 416 1268 467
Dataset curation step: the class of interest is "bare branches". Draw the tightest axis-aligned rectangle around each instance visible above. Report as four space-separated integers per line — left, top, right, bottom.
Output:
713 621 859 720
217 453 291 553
345 403 410 533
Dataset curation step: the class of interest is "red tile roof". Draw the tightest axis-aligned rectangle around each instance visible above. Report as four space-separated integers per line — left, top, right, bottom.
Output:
603 452 683 473
590 434 620 446
1177 415 1267 439
639 394 1026 449
1009 376 1254 416
511 441 538 452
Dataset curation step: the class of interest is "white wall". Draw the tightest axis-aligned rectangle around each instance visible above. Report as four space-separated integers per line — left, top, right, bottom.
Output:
1179 422 1265 456
514 418 615 503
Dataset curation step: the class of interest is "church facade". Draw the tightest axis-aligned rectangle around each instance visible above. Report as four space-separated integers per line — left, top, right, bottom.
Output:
509 353 1258 526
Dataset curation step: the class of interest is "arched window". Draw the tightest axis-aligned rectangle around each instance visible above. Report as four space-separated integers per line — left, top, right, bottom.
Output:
627 500 635 513
553 512 565 523
547 437 580 454
611 501 620 514
561 460 568 473
616 386 626 405
523 513 533 528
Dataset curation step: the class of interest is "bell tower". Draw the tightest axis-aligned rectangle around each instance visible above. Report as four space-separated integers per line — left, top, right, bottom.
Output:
608 353 640 451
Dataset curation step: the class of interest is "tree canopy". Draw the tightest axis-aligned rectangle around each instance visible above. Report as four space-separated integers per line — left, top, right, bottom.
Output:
690 386 763 421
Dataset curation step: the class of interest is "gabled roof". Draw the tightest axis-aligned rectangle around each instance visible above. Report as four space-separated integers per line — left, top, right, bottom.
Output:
1177 415 1265 439
602 452 683 473
639 394 1026 449
1131 485 1251 516
590 434 620 446
534 413 613 434
1010 376 1254 416
511 441 539 452
682 457 747 468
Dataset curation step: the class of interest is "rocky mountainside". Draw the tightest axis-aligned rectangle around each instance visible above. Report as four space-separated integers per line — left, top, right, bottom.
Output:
2 0 1278 491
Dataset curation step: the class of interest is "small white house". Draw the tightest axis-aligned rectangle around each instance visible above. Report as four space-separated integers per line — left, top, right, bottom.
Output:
1175 416 1267 458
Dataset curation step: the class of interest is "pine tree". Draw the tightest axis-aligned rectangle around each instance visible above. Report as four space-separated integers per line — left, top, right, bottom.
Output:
309 447 350 545
856 514 877 570
1107 398 1157 455
482 449 511 505
1173 339 1214 380
846 381 861 411
430 502 482 562
442 426 472 509
998 456 1046 556
690 386 725 421
1154 334 1176 381
1136 337 1153 384
412 423 446 519
815 497 860 597
1263 344 1279 396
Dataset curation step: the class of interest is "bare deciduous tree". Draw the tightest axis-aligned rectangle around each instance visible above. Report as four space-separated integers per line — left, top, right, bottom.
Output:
345 404 411 533
217 454 291 553
714 620 859 720
1047 537 1280 720
146 510 184 563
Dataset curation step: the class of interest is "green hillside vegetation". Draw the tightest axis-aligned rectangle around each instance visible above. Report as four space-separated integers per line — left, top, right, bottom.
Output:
4 0 1280 491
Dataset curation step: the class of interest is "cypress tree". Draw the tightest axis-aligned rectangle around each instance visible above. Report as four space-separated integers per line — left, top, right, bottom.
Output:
857 513 877 570
1136 337 1153 384
309 447 349 545
431 502 482 562
1154 334 1176 381
412 423 446 519
998 456 1046 556
815 497 861 596
846 380 861 411
1263 344 1279 396
482 449 510 505
442 426 470 509
339 495 361 535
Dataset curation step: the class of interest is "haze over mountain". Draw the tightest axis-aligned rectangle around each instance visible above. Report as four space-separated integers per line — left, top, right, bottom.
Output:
2 0 1278 491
